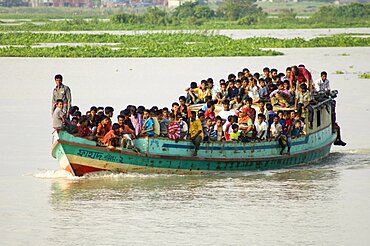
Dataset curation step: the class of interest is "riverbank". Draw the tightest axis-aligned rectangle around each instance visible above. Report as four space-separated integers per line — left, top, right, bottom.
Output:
0 32 369 57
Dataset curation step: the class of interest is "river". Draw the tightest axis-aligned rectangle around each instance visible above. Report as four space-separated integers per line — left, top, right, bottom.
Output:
0 46 369 245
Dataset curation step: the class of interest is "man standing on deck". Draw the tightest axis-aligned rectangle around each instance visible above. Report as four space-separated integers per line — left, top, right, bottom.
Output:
289 65 313 93
52 74 72 118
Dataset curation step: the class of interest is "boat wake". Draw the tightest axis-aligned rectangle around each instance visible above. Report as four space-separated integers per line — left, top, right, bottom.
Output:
32 150 369 180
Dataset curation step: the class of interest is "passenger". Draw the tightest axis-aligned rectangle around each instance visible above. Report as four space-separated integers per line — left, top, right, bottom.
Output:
258 79 269 102
270 116 282 140
247 78 260 104
102 123 122 148
265 77 277 95
277 111 286 134
216 82 228 104
237 71 244 80
294 114 305 134
140 109 155 137
52 74 72 118
210 116 224 142
149 109 160 137
207 78 220 100
290 65 313 93
283 111 293 135
185 81 198 105
224 115 233 141
198 112 206 130
121 109 135 132
218 99 236 122
168 113 180 142
204 101 216 123
188 80 210 104
283 66 292 81
243 68 251 78
240 97 256 123
292 120 303 138
189 111 204 156
117 115 135 147
228 73 236 82
235 79 245 103
255 101 267 123
270 68 278 79
266 103 277 139
178 115 188 140
67 117 78 134
96 116 111 143
157 110 171 137
226 80 239 104
230 124 241 141
104 106 114 126
315 71 330 94
295 83 312 120
162 107 169 119
203 117 213 142
76 115 92 138
52 99 65 130
129 106 142 136
73 111 82 121
255 114 267 141
262 67 270 80
238 110 254 142
171 102 180 118
179 96 192 122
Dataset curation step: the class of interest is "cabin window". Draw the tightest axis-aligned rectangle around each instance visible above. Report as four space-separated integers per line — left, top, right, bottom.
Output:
317 109 321 127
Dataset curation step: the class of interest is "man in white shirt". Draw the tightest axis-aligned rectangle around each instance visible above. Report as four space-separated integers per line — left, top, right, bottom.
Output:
314 71 330 94
255 113 267 140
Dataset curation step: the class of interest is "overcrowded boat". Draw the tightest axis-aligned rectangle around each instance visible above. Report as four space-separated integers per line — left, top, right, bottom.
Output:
51 66 345 176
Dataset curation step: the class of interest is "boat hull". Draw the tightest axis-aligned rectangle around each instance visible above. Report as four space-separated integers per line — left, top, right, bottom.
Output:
52 129 336 176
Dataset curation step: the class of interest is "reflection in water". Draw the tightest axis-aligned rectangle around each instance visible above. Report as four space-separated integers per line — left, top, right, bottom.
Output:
45 153 370 245
50 166 339 207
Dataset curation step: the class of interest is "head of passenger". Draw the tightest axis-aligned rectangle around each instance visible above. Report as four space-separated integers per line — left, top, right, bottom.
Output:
223 99 230 111
232 124 239 133
257 114 265 124
191 111 197 121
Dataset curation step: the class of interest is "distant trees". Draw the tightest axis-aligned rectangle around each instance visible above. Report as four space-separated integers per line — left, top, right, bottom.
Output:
172 1 215 20
111 2 369 27
217 0 263 21
312 3 370 22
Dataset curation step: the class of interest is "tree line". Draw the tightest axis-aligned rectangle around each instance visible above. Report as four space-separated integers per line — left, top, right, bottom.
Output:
111 1 369 26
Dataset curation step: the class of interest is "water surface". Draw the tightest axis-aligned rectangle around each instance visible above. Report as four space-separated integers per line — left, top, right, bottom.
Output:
0 46 369 245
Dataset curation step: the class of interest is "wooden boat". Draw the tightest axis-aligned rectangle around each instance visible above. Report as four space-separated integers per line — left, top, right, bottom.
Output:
52 99 337 176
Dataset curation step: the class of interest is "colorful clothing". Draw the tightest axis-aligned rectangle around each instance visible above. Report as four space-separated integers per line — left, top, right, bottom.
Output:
168 122 180 140
189 119 204 140
142 118 155 136
230 131 240 141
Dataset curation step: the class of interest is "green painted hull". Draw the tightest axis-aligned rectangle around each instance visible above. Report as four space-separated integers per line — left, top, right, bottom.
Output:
52 127 336 176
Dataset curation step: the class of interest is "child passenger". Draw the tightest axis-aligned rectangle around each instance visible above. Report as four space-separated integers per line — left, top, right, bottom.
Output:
53 99 65 130
230 124 241 141
168 114 180 142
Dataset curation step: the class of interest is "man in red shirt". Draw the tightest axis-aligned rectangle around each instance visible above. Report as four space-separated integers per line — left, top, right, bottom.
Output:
289 65 313 93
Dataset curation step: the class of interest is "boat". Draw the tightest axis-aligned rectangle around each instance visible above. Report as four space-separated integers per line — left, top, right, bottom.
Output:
52 97 338 176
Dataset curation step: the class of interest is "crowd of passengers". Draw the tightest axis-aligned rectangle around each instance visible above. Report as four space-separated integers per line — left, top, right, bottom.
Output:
52 65 335 156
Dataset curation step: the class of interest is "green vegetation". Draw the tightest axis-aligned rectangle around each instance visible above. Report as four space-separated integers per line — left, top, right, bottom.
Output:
0 3 368 31
0 33 369 58
359 72 370 79
335 70 344 74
